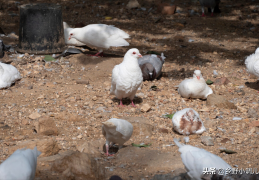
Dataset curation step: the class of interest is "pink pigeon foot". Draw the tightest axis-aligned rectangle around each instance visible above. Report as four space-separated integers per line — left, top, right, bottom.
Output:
201 13 206 17
118 99 125 107
131 100 136 107
89 52 104 57
211 12 214 16
105 144 114 156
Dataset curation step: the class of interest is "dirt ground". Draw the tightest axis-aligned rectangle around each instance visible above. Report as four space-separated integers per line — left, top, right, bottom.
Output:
1 0 259 179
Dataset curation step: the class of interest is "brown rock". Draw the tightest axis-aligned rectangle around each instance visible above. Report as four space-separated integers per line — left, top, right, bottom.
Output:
51 151 105 179
206 94 237 109
123 117 154 137
21 119 29 125
161 5 176 15
141 103 151 112
214 77 230 85
34 117 59 136
249 121 259 127
9 139 60 157
29 112 41 120
76 140 103 155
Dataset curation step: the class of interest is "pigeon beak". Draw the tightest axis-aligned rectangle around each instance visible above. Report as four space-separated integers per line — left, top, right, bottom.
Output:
68 36 71 40
138 54 142 58
197 76 200 80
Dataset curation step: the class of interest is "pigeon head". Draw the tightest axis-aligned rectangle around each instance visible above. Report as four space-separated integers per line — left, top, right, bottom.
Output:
126 48 142 59
141 63 156 80
193 70 202 80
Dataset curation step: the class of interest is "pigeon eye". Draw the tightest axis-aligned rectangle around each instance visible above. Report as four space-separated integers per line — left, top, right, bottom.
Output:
133 52 136 54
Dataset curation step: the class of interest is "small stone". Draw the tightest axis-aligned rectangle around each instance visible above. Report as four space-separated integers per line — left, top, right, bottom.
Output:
214 77 230 85
94 114 102 118
247 108 258 118
201 136 214 146
232 117 242 121
29 112 41 120
161 5 176 15
141 103 151 112
34 117 59 136
126 0 140 9
184 137 189 143
76 80 89 85
77 134 83 139
249 121 259 127
92 96 97 101
158 128 168 133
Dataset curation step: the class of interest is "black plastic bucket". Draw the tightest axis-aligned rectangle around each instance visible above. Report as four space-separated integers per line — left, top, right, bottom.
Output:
17 3 66 54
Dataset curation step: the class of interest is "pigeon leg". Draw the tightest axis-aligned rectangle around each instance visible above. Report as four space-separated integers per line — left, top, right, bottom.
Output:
118 99 125 107
201 7 206 17
211 8 214 16
131 100 136 107
105 144 114 156
89 50 106 57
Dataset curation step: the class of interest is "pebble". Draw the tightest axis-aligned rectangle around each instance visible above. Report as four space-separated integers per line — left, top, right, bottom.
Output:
184 137 189 143
201 136 214 146
213 70 218 77
141 103 151 112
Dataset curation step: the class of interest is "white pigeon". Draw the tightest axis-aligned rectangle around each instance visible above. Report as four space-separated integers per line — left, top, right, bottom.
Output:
245 47 259 79
0 62 21 89
0 147 41 180
63 22 86 46
172 108 206 135
138 53 166 80
102 118 133 156
178 70 213 99
174 139 232 180
68 24 130 57
110 48 143 107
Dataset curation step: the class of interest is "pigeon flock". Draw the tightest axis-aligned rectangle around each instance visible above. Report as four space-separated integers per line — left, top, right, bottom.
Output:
0 0 259 179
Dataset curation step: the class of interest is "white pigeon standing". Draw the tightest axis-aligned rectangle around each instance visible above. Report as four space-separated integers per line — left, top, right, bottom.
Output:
68 24 130 57
63 22 86 46
174 139 232 180
178 70 213 99
0 147 41 180
172 108 206 135
102 118 133 156
0 62 21 89
245 47 259 79
199 0 217 17
110 48 143 107
138 53 166 80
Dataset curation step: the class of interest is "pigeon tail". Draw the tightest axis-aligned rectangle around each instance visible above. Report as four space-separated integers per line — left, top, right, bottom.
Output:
160 53 166 62
174 138 183 148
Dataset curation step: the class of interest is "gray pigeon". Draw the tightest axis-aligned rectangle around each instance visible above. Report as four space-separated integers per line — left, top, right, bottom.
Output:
138 53 166 81
199 0 217 17
0 40 11 58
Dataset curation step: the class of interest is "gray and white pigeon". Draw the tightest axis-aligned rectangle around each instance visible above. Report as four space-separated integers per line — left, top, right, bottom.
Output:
110 48 143 107
172 108 206 135
68 24 130 57
245 47 259 79
174 139 232 180
102 118 133 156
138 53 166 80
0 40 11 58
178 70 213 99
199 0 217 17
0 62 21 89
0 147 41 180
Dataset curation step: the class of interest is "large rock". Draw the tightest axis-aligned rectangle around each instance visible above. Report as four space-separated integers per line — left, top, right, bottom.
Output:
34 116 59 136
126 0 140 9
76 140 103 155
122 117 154 137
51 151 105 180
206 94 237 109
8 138 61 157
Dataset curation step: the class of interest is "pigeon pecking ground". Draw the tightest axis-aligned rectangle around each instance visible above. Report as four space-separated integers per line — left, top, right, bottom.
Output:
0 0 259 179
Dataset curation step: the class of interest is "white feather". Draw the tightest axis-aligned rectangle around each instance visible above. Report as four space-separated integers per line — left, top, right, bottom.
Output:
178 70 213 99
172 108 206 135
0 147 41 180
0 62 21 89
110 48 143 101
102 118 133 148
245 48 259 78
174 139 232 180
